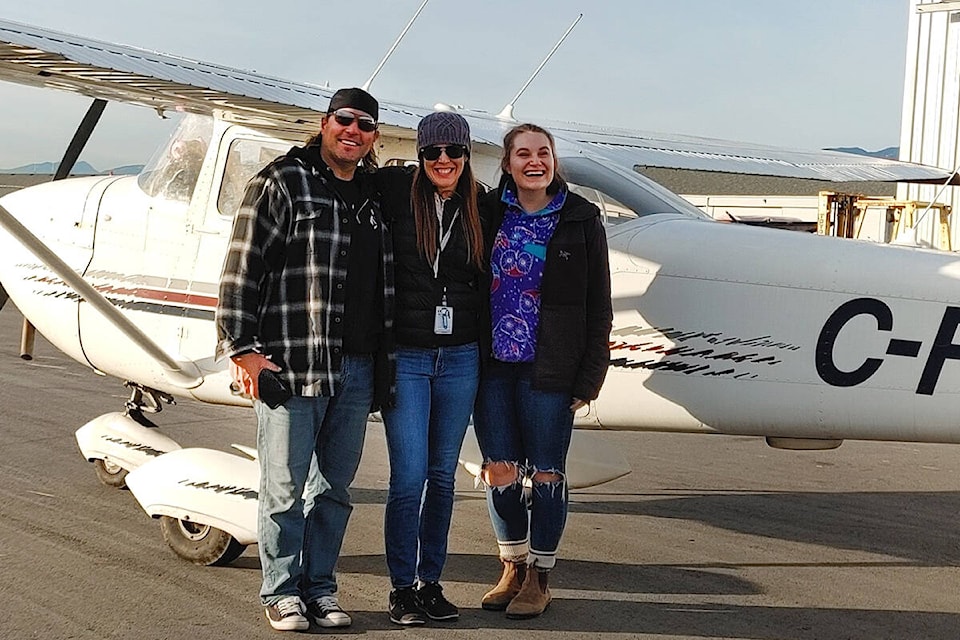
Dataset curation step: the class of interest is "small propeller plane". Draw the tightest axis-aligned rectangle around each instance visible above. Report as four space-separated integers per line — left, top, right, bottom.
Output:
2 17 960 566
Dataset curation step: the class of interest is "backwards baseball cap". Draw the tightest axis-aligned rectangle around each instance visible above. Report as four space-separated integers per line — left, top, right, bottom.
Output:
327 87 379 121
417 111 471 151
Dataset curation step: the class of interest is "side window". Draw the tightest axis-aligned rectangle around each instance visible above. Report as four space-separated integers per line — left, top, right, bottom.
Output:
217 139 290 216
383 157 418 168
568 182 637 225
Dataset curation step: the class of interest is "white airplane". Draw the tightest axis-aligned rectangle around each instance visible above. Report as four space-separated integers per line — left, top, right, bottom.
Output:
2 17 960 567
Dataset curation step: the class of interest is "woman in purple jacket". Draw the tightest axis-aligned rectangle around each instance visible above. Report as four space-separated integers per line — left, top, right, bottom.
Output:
474 123 613 619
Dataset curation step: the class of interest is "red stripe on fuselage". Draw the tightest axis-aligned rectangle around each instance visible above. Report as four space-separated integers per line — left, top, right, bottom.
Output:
92 285 218 308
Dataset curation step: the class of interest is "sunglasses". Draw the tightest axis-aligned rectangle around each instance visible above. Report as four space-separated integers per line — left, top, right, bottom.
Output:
420 144 468 161
330 109 378 132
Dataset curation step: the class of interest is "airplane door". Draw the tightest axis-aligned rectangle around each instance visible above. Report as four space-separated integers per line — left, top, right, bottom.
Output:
177 130 291 369
78 116 213 386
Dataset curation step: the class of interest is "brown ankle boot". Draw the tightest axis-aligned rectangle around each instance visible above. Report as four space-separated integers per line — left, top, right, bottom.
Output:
505 568 551 619
481 561 526 611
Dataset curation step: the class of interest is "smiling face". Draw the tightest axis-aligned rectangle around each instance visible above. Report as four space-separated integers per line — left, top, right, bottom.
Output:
423 147 466 198
318 107 379 178
505 131 555 196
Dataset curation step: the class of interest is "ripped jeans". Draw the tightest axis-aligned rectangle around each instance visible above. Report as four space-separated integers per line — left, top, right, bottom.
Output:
473 361 574 570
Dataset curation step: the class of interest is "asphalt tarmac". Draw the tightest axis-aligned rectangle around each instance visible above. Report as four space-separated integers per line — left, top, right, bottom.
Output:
3 302 960 639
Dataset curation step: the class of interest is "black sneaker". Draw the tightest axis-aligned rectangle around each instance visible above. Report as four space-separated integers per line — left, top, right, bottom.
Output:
389 586 426 626
416 581 459 621
305 595 352 628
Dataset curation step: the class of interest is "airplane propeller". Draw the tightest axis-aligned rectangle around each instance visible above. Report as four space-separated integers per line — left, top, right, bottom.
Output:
18 98 106 360
0 282 8 311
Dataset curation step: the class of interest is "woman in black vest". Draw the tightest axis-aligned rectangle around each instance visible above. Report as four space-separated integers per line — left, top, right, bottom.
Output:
377 111 484 626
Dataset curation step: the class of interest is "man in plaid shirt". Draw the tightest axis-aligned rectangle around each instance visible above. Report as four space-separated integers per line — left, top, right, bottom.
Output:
216 87 394 632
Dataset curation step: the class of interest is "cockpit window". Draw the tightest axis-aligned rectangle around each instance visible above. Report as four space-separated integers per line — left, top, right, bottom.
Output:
138 114 213 202
217 139 291 216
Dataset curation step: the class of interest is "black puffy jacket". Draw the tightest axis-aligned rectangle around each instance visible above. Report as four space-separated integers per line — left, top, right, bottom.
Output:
378 166 483 348
478 177 612 401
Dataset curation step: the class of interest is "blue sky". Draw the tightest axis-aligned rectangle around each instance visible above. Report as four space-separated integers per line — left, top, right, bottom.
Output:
0 0 910 169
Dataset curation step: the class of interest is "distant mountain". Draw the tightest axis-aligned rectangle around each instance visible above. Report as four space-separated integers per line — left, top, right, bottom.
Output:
106 164 144 175
825 146 900 160
0 161 144 175
4 161 99 174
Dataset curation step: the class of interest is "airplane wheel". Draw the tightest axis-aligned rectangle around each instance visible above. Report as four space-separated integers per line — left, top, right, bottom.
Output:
159 516 246 566
93 458 128 488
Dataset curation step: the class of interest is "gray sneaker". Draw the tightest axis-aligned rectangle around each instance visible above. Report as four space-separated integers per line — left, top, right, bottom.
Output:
264 595 309 631
306 595 352 628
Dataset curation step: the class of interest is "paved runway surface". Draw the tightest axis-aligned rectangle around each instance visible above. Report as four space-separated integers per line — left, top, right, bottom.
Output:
3 302 960 639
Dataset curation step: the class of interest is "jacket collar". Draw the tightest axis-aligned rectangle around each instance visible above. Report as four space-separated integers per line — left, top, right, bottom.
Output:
495 174 598 222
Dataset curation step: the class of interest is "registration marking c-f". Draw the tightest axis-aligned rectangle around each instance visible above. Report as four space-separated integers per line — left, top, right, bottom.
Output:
816 298 892 387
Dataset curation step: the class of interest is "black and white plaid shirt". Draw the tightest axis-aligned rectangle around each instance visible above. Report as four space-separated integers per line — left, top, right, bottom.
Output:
216 144 395 397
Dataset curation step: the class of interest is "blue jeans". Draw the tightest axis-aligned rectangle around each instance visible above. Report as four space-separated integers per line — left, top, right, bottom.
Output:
473 360 573 570
255 354 373 606
381 343 479 588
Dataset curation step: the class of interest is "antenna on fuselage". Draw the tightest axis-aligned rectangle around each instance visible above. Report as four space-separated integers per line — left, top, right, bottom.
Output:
362 0 430 92
496 13 583 121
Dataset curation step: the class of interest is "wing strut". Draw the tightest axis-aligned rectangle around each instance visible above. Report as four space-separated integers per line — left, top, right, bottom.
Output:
19 98 107 359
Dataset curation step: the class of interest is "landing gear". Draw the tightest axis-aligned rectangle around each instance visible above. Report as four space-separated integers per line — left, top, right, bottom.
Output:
159 516 246 566
123 381 175 421
93 458 128 488
78 382 182 488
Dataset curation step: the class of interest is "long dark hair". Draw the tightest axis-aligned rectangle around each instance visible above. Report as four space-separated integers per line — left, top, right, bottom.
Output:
500 123 566 195
411 156 483 269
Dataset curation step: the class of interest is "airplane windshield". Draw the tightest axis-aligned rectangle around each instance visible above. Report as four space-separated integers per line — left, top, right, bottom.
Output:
561 156 709 223
138 115 213 202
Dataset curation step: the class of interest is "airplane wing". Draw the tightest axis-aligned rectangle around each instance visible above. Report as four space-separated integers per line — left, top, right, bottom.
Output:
0 17 955 184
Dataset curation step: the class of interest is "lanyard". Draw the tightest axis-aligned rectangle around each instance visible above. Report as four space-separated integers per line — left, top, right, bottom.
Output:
432 194 460 278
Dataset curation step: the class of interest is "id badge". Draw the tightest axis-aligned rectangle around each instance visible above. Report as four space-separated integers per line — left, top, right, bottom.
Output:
434 305 453 335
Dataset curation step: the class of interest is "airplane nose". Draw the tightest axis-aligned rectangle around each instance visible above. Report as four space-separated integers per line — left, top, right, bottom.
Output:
0 176 118 316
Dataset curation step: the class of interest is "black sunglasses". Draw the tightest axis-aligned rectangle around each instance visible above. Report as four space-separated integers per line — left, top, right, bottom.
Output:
420 144 468 161
330 109 378 132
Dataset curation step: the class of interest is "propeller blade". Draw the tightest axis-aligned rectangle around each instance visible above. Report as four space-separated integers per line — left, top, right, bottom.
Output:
0 282 7 311
54 99 106 179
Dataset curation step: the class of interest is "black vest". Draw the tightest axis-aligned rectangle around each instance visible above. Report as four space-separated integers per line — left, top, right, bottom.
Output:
379 166 482 348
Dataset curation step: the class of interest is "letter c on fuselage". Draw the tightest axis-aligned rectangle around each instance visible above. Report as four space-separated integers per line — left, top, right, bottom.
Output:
816 298 892 387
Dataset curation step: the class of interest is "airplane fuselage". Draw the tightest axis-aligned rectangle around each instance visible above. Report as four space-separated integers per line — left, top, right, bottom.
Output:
4 115 960 445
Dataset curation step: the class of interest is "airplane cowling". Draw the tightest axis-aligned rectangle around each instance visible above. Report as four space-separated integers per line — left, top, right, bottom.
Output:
0 176 120 364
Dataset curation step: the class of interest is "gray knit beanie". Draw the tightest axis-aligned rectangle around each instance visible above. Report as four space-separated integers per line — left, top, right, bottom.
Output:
417 111 471 151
